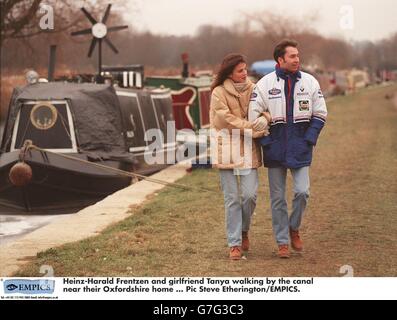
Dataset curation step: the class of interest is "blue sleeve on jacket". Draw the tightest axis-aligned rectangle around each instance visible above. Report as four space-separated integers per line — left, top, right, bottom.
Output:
304 117 325 145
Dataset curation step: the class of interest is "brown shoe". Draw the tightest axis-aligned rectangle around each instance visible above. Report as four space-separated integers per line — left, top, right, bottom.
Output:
278 244 290 258
290 228 303 251
242 231 249 251
229 246 242 260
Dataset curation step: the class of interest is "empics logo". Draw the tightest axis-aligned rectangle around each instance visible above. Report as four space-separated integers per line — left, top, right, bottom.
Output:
4 279 55 294
6 283 18 291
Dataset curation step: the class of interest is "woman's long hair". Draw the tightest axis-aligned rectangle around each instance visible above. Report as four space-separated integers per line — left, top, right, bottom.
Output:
211 53 247 92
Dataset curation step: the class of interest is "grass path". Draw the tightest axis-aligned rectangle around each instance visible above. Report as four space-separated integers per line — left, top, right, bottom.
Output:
14 84 397 277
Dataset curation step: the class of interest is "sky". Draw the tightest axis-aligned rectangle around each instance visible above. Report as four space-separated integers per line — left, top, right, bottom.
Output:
122 0 397 41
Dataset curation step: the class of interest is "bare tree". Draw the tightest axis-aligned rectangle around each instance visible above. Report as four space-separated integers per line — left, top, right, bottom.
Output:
243 10 318 43
2 3 394 74
1 0 41 44
1 0 132 72
380 32 397 69
0 0 129 46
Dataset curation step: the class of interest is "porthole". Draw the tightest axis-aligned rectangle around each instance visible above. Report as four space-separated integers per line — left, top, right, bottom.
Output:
30 101 58 130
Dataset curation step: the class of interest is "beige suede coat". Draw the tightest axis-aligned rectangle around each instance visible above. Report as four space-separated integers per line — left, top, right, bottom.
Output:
210 79 266 169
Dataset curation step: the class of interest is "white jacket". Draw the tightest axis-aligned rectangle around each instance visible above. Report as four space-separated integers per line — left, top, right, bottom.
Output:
248 68 328 168
248 70 327 125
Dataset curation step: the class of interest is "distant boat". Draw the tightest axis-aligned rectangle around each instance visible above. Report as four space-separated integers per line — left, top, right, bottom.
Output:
146 74 212 131
250 60 277 79
0 81 174 213
146 53 212 131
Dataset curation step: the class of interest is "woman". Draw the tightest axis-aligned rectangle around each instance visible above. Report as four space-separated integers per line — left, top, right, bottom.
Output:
210 53 271 260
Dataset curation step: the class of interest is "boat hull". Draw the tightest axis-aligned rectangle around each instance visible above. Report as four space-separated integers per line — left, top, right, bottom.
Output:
0 150 133 214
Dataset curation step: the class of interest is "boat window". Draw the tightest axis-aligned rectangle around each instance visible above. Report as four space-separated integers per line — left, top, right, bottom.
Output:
141 94 159 132
30 102 58 130
11 100 78 153
151 94 174 138
152 94 178 152
116 91 147 153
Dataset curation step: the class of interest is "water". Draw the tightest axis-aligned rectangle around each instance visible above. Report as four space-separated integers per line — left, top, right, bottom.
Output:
0 213 73 245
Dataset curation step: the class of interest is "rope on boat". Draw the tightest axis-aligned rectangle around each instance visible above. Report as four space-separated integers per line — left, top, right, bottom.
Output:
23 143 215 193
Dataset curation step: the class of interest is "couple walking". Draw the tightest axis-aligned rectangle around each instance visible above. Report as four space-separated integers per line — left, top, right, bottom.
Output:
209 40 328 259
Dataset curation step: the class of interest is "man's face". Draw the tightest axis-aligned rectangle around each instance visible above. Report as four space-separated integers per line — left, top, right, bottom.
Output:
278 46 300 73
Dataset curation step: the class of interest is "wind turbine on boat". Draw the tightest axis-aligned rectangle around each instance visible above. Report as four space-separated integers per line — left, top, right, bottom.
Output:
71 4 128 82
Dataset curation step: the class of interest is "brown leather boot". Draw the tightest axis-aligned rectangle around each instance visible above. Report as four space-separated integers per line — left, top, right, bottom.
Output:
229 246 242 260
278 244 290 258
290 228 303 251
242 231 249 251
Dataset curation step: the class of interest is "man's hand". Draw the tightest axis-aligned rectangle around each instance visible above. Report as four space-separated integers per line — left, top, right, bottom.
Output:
253 116 269 131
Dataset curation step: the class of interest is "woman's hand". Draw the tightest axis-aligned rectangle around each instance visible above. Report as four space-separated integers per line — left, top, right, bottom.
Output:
252 116 268 131
252 127 270 138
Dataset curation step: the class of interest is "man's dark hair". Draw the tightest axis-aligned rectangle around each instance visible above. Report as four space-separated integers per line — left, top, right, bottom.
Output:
273 39 298 63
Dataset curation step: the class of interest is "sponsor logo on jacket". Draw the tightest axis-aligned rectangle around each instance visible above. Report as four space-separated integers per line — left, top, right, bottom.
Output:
297 87 309 96
268 88 281 95
298 100 310 111
250 92 258 101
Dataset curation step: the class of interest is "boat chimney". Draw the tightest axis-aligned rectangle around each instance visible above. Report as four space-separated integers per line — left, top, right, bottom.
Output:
181 52 189 78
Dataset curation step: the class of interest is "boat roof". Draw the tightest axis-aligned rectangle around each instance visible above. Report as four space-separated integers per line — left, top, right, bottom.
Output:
3 82 126 154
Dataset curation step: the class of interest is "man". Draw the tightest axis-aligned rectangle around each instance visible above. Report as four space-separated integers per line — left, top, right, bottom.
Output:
249 39 327 258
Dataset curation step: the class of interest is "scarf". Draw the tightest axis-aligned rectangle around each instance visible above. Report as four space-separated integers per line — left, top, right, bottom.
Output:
232 80 249 93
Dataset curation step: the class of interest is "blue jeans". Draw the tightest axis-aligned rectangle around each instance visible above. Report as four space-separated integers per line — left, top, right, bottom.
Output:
219 169 258 247
268 166 310 245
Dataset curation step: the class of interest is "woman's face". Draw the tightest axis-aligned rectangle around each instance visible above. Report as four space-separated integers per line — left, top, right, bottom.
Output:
230 62 248 83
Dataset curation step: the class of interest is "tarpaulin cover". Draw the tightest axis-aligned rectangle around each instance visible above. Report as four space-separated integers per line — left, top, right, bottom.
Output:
2 83 126 154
